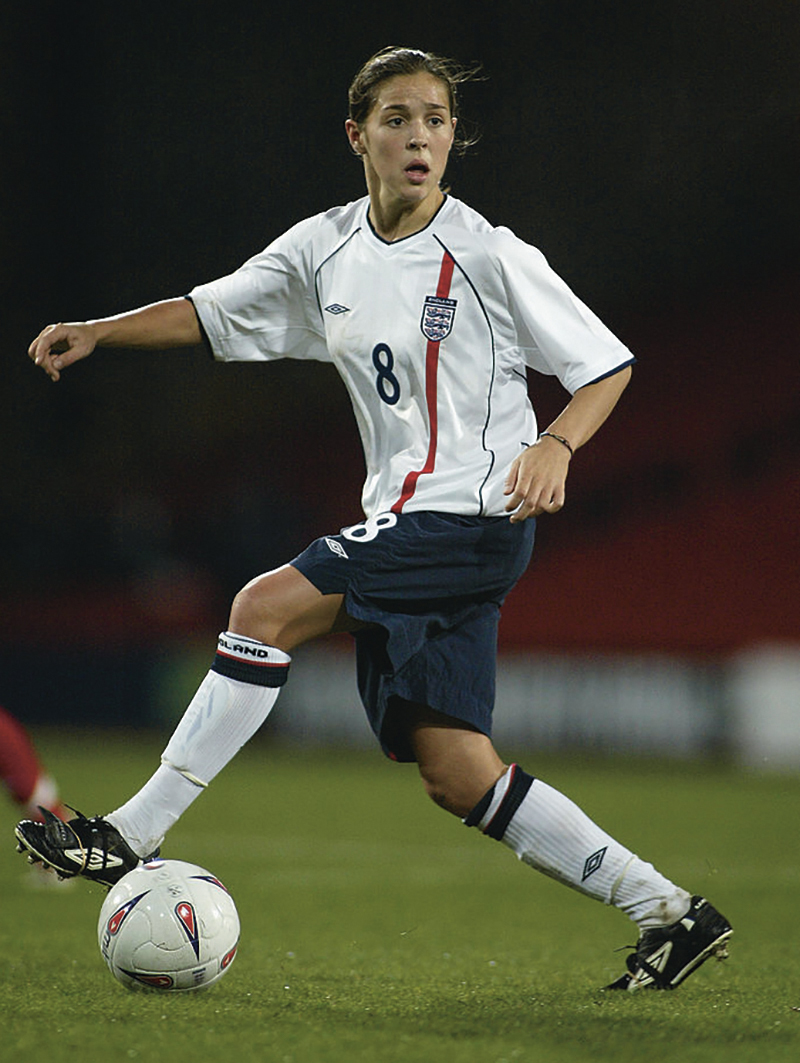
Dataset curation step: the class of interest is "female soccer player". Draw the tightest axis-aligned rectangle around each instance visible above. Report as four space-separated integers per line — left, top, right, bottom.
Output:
16 47 731 989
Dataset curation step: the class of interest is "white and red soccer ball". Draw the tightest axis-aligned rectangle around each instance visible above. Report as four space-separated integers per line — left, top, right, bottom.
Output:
97 859 240 991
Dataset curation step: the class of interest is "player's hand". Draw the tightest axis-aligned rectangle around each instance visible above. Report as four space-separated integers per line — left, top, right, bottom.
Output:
28 321 98 381
504 437 571 522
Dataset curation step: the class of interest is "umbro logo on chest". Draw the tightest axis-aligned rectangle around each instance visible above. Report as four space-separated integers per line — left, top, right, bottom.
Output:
324 293 459 342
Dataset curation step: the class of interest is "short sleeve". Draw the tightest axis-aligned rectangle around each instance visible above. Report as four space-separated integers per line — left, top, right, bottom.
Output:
189 218 331 364
492 230 634 393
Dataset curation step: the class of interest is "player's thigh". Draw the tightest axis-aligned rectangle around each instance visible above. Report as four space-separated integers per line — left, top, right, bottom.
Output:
228 563 355 651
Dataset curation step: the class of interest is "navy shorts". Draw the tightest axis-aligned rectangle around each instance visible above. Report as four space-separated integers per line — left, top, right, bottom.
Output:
291 511 535 761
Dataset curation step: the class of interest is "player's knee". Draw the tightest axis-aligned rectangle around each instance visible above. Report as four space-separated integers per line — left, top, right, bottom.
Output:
230 581 262 626
229 577 284 644
417 765 468 818
420 772 449 810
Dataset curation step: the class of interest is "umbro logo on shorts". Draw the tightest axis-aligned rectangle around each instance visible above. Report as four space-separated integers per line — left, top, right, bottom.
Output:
325 537 349 559
324 303 350 315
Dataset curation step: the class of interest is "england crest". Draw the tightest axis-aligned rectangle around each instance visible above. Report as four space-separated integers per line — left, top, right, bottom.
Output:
420 295 457 342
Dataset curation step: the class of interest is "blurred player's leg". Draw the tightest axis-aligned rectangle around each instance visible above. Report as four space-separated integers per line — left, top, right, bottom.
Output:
0 705 67 822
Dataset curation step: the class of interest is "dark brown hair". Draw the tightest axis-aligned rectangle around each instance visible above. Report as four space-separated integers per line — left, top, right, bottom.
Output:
347 46 480 155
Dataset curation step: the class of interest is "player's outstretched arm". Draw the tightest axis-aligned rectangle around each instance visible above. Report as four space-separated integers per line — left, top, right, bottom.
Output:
28 297 203 382
504 365 632 522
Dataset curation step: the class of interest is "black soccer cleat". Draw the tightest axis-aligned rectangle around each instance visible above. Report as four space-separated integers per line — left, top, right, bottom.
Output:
605 895 733 991
14 807 151 888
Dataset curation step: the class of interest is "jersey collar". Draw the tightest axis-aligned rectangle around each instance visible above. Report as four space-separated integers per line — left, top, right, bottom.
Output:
364 195 450 246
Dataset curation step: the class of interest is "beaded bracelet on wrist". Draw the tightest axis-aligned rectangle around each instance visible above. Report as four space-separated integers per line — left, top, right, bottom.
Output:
538 431 574 457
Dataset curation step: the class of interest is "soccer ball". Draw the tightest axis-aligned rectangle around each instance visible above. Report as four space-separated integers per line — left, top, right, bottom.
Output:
97 858 240 992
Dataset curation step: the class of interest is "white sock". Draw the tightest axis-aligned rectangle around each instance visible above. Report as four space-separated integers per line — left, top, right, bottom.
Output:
108 763 200 858
467 766 691 930
108 632 290 857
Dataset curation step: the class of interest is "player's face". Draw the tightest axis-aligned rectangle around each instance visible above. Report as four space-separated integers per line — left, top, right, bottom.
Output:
346 72 456 209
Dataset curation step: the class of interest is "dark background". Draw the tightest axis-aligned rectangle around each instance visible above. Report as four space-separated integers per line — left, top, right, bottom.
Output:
1 1 798 721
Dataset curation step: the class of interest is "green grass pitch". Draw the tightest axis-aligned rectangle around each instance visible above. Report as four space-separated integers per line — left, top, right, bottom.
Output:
2 729 799 1063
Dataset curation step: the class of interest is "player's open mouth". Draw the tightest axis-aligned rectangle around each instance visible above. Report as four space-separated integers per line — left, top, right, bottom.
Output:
405 161 430 183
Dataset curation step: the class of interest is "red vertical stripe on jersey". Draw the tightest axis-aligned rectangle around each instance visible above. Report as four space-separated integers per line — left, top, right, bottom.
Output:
391 250 455 513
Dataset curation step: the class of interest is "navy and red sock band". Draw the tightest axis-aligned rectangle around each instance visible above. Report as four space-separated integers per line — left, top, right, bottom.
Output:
211 633 290 688
464 764 535 840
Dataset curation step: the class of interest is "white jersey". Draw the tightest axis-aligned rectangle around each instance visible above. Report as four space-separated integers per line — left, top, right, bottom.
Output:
190 195 633 519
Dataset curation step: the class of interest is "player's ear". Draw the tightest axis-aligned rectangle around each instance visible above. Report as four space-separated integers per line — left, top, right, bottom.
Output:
345 119 366 157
